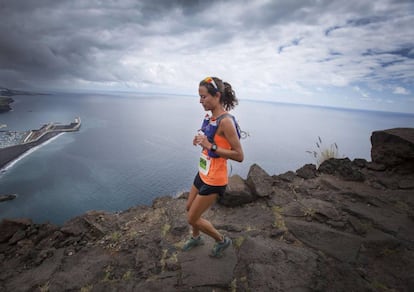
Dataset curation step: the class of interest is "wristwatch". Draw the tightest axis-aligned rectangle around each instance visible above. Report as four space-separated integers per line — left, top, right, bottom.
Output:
211 143 218 152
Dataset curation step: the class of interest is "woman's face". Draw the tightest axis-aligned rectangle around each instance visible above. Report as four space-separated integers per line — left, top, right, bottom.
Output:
198 85 219 111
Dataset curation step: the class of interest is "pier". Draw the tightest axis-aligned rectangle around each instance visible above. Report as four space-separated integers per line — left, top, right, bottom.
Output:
0 117 81 170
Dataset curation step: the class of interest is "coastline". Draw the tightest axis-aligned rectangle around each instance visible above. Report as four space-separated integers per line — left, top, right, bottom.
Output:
0 132 64 173
0 117 81 171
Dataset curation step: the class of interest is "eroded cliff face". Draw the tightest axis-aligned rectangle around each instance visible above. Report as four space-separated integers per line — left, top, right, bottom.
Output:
1 128 413 291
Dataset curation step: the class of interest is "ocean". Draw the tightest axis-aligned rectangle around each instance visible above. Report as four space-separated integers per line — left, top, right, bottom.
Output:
1 92 413 224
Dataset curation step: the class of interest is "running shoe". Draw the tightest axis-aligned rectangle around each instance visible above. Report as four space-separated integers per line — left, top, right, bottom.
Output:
210 236 232 258
182 236 204 251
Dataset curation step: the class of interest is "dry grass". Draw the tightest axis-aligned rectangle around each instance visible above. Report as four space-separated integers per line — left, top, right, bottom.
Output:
307 136 342 167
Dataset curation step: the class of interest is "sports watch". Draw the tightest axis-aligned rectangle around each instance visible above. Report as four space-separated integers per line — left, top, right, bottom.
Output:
211 143 218 152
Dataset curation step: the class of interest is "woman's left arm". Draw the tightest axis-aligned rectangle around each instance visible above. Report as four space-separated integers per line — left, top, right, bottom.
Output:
215 118 244 162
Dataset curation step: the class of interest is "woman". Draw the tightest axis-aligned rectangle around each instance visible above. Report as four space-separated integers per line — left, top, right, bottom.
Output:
183 76 244 258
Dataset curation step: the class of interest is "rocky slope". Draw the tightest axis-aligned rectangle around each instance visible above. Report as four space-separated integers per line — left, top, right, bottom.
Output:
0 128 413 291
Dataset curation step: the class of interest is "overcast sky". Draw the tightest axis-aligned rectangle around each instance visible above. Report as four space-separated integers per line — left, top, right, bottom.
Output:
1 0 413 113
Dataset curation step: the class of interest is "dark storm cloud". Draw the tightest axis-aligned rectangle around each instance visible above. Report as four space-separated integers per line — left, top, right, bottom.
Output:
0 0 327 87
0 0 413 114
0 0 238 88
0 0 180 87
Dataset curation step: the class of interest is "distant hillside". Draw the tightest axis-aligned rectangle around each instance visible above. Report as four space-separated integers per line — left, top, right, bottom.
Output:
0 86 46 97
0 86 49 113
0 96 14 113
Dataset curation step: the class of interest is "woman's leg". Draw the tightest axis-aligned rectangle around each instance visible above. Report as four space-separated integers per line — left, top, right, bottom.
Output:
186 185 198 212
187 194 222 242
186 185 200 236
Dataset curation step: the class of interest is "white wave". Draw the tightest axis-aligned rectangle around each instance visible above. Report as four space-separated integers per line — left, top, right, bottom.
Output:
0 133 65 173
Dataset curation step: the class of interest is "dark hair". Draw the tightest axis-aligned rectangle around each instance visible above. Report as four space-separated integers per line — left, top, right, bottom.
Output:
199 77 238 111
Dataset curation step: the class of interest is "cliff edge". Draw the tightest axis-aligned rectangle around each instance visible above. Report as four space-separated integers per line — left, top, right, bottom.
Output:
1 128 413 291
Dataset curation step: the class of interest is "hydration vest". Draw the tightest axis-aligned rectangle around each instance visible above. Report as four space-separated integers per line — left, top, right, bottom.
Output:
200 113 241 158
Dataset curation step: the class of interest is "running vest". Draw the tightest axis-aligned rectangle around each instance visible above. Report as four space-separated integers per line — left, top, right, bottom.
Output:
200 113 241 158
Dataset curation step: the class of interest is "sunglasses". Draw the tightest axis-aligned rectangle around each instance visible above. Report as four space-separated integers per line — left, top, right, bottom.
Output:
203 77 219 91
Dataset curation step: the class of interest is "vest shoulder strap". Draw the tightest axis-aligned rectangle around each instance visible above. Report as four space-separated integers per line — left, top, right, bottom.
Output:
216 113 241 139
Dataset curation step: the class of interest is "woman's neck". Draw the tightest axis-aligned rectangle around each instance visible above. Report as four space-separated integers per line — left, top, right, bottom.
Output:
211 107 226 118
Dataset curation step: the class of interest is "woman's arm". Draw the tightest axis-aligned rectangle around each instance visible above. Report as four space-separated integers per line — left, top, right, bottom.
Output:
216 117 244 162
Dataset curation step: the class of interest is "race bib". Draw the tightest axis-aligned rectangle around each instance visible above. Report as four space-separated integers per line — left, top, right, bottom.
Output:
199 152 211 175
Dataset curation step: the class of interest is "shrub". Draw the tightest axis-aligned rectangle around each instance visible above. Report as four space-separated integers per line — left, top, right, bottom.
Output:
307 136 341 167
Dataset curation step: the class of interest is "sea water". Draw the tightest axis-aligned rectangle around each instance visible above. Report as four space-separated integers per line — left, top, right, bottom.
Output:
1 92 413 224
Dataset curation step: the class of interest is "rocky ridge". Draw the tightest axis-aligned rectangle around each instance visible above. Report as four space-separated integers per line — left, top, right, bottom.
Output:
0 128 413 291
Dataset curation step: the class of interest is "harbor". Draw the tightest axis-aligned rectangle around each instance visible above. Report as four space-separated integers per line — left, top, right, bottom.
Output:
0 117 81 170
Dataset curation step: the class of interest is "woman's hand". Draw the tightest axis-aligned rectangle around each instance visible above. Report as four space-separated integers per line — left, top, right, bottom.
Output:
193 133 210 149
192 135 199 146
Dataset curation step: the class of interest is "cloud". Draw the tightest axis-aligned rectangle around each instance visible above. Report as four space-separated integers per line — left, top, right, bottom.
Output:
0 0 413 112
393 86 410 95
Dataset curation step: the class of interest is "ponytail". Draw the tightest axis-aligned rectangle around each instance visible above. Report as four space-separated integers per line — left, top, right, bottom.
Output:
222 81 238 111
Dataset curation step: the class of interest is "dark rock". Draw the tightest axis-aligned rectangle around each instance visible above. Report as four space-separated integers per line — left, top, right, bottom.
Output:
179 236 237 289
0 218 32 243
311 257 373 291
246 163 274 197
371 128 414 173
347 216 368 235
0 194 17 202
399 178 414 189
220 174 256 207
366 161 387 171
341 200 414 242
8 229 26 244
61 211 110 238
352 158 367 168
277 171 297 182
270 186 295 206
61 217 90 236
135 245 162 277
235 236 318 291
285 218 363 262
283 201 306 217
300 198 341 222
318 158 365 181
296 163 318 179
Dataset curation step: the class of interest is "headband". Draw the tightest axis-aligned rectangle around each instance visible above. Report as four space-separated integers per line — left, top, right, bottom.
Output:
203 76 219 92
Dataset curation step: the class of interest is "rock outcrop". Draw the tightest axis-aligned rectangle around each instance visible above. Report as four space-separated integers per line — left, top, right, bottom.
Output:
1 128 413 291
0 194 17 202
371 128 414 174
0 97 14 113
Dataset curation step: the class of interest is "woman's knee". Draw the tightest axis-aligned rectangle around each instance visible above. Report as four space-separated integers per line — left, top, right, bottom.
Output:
187 212 199 226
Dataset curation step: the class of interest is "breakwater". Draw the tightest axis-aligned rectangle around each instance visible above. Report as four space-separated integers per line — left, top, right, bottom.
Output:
0 117 81 170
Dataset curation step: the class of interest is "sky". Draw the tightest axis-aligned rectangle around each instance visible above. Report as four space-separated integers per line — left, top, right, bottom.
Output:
0 0 413 113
